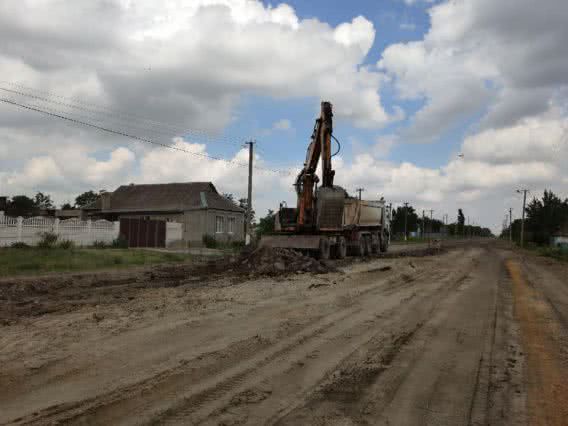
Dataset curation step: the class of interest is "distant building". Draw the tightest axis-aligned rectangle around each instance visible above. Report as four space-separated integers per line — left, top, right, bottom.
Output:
551 220 568 247
82 182 245 247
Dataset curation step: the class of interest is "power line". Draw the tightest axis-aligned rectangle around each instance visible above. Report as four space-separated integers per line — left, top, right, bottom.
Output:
0 82 244 147
0 97 293 175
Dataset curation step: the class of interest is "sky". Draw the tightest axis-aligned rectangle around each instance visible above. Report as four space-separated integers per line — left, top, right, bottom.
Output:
1 0 567 233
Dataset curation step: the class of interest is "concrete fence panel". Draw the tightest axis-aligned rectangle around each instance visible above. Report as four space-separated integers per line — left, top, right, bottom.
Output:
0 213 119 247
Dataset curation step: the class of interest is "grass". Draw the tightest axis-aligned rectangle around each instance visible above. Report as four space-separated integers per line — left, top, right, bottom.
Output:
0 248 192 277
537 246 568 262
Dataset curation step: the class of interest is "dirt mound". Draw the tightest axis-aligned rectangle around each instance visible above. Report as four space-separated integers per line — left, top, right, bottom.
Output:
234 247 336 276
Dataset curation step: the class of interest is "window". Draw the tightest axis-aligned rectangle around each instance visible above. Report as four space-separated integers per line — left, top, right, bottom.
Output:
227 217 235 234
215 216 224 233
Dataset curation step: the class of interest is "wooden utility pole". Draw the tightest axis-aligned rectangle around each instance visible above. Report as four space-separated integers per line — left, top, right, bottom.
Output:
356 188 365 200
244 140 255 244
404 202 409 242
517 189 528 248
429 209 434 244
509 207 513 243
422 210 425 239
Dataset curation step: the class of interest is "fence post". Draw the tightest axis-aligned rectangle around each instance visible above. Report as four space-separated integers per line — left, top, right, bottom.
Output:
113 221 120 241
17 216 23 242
87 220 92 245
54 218 60 236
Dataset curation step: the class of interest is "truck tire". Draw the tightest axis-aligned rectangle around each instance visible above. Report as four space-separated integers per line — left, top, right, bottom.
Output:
318 237 330 260
371 232 380 254
380 232 389 252
336 236 347 259
351 236 365 257
363 235 371 256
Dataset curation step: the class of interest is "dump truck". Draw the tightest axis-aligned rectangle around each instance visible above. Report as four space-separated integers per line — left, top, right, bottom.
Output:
260 101 391 259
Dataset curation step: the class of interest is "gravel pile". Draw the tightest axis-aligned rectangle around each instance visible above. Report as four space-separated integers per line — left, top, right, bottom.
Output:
235 247 336 276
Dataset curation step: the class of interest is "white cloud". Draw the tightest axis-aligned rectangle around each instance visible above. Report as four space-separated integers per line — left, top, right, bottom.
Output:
380 0 568 141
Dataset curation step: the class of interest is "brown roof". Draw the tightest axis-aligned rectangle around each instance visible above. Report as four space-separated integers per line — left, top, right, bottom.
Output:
101 182 244 213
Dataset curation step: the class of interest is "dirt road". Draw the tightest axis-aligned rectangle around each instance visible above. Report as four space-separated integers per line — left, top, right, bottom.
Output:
1 242 567 425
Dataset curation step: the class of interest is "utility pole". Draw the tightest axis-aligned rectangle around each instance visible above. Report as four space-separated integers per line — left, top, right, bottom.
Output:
244 140 255 245
509 207 513 243
422 210 425 239
467 216 470 239
356 188 365 201
404 202 409 242
517 189 528 248
429 209 434 244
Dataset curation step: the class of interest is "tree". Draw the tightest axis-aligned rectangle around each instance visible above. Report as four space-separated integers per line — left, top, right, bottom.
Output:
34 192 54 209
256 209 275 237
391 205 419 237
61 202 74 210
222 193 237 206
75 190 101 208
457 209 465 236
239 198 256 224
6 195 37 217
525 190 568 245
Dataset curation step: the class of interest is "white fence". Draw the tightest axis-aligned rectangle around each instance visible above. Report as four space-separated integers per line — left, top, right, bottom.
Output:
0 213 119 247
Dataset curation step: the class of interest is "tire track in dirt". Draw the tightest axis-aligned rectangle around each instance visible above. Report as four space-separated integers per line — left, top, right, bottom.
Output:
507 258 568 426
275 247 501 426
2 248 472 425
156 250 481 425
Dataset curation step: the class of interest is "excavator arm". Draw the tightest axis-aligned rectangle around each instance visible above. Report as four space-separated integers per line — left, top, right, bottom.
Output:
295 101 335 228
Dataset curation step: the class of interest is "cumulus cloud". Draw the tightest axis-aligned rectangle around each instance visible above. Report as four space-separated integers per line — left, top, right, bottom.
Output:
380 0 568 141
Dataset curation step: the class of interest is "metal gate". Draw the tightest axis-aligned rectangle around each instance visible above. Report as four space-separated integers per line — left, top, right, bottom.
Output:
119 218 166 248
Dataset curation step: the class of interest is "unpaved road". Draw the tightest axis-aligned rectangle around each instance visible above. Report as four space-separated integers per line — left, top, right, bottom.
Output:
1 242 567 425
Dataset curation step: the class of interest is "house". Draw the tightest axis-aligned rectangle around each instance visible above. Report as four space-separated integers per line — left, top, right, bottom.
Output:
83 182 245 247
551 220 568 248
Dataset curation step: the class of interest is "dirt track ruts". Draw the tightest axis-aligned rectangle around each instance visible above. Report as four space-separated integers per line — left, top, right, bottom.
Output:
1 242 567 425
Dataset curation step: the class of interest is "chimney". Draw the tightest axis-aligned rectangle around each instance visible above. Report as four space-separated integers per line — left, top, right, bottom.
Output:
101 192 112 211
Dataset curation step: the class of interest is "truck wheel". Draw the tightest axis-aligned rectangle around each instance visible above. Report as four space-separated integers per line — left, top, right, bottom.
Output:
351 237 364 257
363 235 371 256
318 237 330 260
336 236 347 259
380 232 389 252
371 232 380 254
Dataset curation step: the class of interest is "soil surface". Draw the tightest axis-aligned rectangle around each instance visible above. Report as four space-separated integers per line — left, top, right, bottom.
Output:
1 240 567 425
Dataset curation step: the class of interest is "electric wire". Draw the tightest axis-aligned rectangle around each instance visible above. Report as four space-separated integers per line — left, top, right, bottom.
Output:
0 97 294 176
0 82 244 147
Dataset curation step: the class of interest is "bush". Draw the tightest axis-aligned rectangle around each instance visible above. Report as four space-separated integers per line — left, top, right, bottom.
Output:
111 235 128 249
37 232 58 249
57 239 75 250
92 240 108 249
202 234 218 249
10 242 30 249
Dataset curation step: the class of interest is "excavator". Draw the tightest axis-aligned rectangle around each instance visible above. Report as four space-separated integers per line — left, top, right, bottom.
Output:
260 101 391 259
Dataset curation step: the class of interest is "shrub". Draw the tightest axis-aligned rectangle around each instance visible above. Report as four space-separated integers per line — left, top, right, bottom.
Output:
57 239 75 250
202 234 218 249
111 235 128 249
92 240 108 249
37 232 58 249
10 242 30 249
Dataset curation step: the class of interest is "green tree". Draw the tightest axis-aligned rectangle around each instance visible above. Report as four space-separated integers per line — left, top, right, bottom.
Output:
256 209 275 237
391 205 419 237
239 198 256 223
457 209 465 236
34 192 54 209
6 195 37 217
61 202 74 210
75 190 101 208
525 190 568 245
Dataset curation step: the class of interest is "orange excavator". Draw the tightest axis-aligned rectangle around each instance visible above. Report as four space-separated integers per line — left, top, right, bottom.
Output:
261 102 391 259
